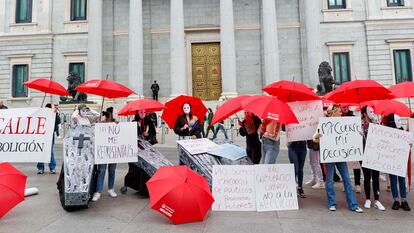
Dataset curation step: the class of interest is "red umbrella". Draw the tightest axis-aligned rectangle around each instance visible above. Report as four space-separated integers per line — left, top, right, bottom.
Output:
161 95 208 129
372 99 412 117
389 82 414 110
118 99 165 116
326 80 392 104
75 79 134 99
241 95 298 124
146 166 214 224
24 78 70 107
210 95 251 125
0 163 27 218
263 80 320 102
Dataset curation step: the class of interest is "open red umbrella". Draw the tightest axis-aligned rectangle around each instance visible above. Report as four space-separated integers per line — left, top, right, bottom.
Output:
241 95 298 124
161 95 208 128
24 78 70 106
389 82 414 110
146 166 214 224
0 162 27 218
118 99 165 116
263 80 320 102
210 95 251 125
372 99 412 117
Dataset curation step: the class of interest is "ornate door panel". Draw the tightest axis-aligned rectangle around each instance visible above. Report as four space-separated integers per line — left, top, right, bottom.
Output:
191 43 222 100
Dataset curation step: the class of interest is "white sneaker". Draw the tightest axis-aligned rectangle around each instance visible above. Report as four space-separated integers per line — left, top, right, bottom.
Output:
355 185 362 193
329 206 336 211
312 182 325 189
354 207 364 213
374 201 386 211
364 200 371 209
92 192 101 202
305 179 316 186
108 189 117 198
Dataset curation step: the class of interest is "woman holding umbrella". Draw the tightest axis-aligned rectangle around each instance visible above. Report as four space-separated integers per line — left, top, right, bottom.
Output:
238 111 262 164
174 103 203 139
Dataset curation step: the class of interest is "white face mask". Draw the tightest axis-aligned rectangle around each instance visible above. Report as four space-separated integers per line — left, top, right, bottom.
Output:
183 104 191 115
138 110 146 119
394 114 402 129
79 108 89 117
366 106 377 122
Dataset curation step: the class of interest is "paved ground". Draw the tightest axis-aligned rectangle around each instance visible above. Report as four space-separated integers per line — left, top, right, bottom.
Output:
2 144 414 233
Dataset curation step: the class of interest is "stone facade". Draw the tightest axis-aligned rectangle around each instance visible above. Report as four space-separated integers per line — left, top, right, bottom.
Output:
0 0 413 108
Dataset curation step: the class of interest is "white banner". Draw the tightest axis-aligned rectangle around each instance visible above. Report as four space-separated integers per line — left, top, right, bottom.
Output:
286 100 324 142
177 138 219 155
212 165 256 211
0 108 55 163
363 123 411 177
319 117 364 163
94 122 138 164
255 164 298 212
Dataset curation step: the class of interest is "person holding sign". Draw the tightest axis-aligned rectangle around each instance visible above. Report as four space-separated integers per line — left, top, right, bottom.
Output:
174 103 203 139
238 111 262 164
384 114 411 211
259 119 282 164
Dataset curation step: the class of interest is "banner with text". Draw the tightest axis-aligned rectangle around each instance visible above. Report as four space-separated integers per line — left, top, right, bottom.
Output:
94 122 138 164
0 108 55 163
177 138 219 155
319 117 363 163
286 100 324 142
363 123 411 177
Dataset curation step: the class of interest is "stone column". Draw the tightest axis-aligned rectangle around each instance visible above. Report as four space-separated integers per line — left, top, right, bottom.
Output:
88 0 103 81
220 0 238 97
262 0 280 85
129 0 144 96
170 0 187 97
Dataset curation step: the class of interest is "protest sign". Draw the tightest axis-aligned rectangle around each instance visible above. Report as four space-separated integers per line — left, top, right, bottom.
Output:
208 143 246 161
94 122 138 164
319 117 363 163
363 123 411 177
255 164 298 211
286 100 324 142
212 165 256 211
177 138 219 155
0 108 56 163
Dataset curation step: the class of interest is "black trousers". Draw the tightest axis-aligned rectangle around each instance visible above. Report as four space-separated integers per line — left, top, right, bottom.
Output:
152 92 158 100
205 125 214 138
362 167 380 200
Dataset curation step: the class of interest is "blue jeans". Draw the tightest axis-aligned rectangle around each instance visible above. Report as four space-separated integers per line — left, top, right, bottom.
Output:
288 143 307 188
212 124 228 140
37 138 56 171
326 162 359 210
96 164 117 193
389 174 407 199
261 138 280 164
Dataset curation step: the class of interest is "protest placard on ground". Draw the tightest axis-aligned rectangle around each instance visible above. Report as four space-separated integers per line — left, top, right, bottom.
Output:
363 123 411 177
208 143 246 161
286 100 323 142
176 138 219 155
212 165 256 211
94 122 138 164
319 116 363 163
255 164 298 212
0 108 56 163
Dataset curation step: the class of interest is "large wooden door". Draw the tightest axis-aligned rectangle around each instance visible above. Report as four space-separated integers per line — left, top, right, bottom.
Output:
191 43 222 100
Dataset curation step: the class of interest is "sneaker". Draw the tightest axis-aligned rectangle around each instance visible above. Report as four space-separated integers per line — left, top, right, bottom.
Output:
108 189 118 198
353 207 364 213
92 192 101 202
374 201 386 211
364 200 371 209
355 185 362 193
37 170 44 174
312 182 325 189
297 188 306 198
50 170 56 174
329 206 336 211
392 201 400 210
305 179 316 186
401 200 411 211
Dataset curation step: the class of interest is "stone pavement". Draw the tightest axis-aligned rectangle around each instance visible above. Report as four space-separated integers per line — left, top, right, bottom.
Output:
1 145 414 233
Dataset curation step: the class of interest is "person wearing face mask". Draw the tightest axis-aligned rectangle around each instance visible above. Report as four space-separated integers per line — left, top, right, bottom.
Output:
133 110 157 144
384 113 411 211
238 111 262 164
360 106 385 210
71 104 100 127
174 103 203 139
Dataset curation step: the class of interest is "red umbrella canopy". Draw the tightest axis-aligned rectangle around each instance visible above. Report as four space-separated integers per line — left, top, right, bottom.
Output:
326 80 392 104
372 99 412 117
161 95 208 129
241 95 298 124
263 80 320 102
0 162 27 218
75 80 135 98
146 166 214 224
389 81 414 98
118 99 165 116
210 95 251 125
24 78 69 96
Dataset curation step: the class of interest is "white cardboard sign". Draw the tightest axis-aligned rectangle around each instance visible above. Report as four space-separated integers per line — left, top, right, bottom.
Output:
319 117 364 163
286 100 324 142
176 138 219 155
363 123 411 177
94 122 138 164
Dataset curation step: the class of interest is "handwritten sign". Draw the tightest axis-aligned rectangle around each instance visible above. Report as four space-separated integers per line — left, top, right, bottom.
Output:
363 124 411 177
0 108 56 163
177 138 219 155
255 164 298 211
212 165 256 211
94 122 138 164
286 100 324 142
319 117 363 163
